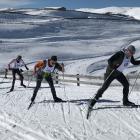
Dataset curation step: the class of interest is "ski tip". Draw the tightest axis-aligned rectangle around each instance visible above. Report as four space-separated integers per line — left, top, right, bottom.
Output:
6 91 12 93
123 104 140 108
27 102 34 110
130 105 140 108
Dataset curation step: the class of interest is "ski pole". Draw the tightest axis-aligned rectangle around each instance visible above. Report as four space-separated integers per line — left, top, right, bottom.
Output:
28 74 34 87
128 72 140 96
62 71 67 98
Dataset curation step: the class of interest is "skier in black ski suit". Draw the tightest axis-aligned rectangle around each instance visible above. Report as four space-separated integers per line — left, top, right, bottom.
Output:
30 56 64 103
8 55 29 92
89 45 140 108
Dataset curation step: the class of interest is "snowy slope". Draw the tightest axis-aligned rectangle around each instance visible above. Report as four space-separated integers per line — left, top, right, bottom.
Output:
77 7 140 20
0 76 140 140
0 7 140 140
0 7 140 76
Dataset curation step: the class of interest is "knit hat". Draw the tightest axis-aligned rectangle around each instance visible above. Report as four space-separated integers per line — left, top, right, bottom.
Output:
17 55 22 60
127 45 136 54
51 56 57 61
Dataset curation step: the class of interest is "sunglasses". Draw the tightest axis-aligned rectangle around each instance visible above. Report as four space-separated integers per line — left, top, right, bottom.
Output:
127 49 135 55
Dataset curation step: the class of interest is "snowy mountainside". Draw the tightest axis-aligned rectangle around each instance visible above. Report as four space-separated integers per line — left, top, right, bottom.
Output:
0 7 140 76
0 76 140 140
77 7 140 20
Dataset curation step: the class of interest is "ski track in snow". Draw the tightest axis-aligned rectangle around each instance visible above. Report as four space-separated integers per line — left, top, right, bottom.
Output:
0 78 140 139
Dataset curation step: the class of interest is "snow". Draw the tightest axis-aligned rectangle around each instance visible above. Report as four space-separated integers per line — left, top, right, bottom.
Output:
77 7 140 20
0 7 140 140
0 77 140 140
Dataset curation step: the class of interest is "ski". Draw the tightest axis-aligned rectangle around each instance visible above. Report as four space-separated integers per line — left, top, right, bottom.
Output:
100 104 140 109
27 100 67 110
112 104 140 108
131 105 140 108
56 100 67 103
6 90 13 93
86 104 140 119
38 100 67 104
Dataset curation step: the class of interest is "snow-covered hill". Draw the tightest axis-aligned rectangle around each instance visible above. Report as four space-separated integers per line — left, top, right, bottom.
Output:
77 7 140 20
0 7 140 76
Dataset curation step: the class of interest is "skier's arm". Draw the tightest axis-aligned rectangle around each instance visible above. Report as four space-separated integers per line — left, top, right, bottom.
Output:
55 63 64 72
33 61 44 74
108 51 124 69
33 65 38 75
130 56 140 65
8 59 15 69
21 59 29 70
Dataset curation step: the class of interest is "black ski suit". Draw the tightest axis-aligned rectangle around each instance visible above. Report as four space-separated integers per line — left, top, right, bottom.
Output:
94 51 140 104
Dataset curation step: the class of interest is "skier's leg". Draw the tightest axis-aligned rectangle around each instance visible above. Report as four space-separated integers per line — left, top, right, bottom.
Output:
45 75 62 101
16 69 25 87
90 73 115 107
31 75 43 102
45 76 57 99
116 73 134 105
95 75 115 100
10 69 16 91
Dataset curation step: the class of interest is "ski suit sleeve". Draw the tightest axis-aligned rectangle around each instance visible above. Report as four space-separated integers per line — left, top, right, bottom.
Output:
55 63 64 72
21 59 29 70
130 56 140 65
8 59 15 69
33 61 44 74
108 51 124 69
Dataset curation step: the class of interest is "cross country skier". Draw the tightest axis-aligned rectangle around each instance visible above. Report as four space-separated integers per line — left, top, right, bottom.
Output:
29 56 64 105
8 55 29 92
88 45 140 111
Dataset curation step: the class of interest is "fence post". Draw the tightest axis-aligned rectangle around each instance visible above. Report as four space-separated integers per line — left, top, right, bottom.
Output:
55 73 59 84
77 74 80 86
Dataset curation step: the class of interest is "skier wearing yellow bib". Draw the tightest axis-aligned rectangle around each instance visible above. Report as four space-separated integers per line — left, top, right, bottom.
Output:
30 56 64 103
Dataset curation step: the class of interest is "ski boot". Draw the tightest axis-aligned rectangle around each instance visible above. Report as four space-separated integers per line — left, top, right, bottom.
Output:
54 97 64 102
123 100 135 106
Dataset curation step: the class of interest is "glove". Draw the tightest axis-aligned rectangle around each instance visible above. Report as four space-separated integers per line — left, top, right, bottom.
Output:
43 72 51 78
113 64 120 70
61 63 65 72
20 69 24 72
